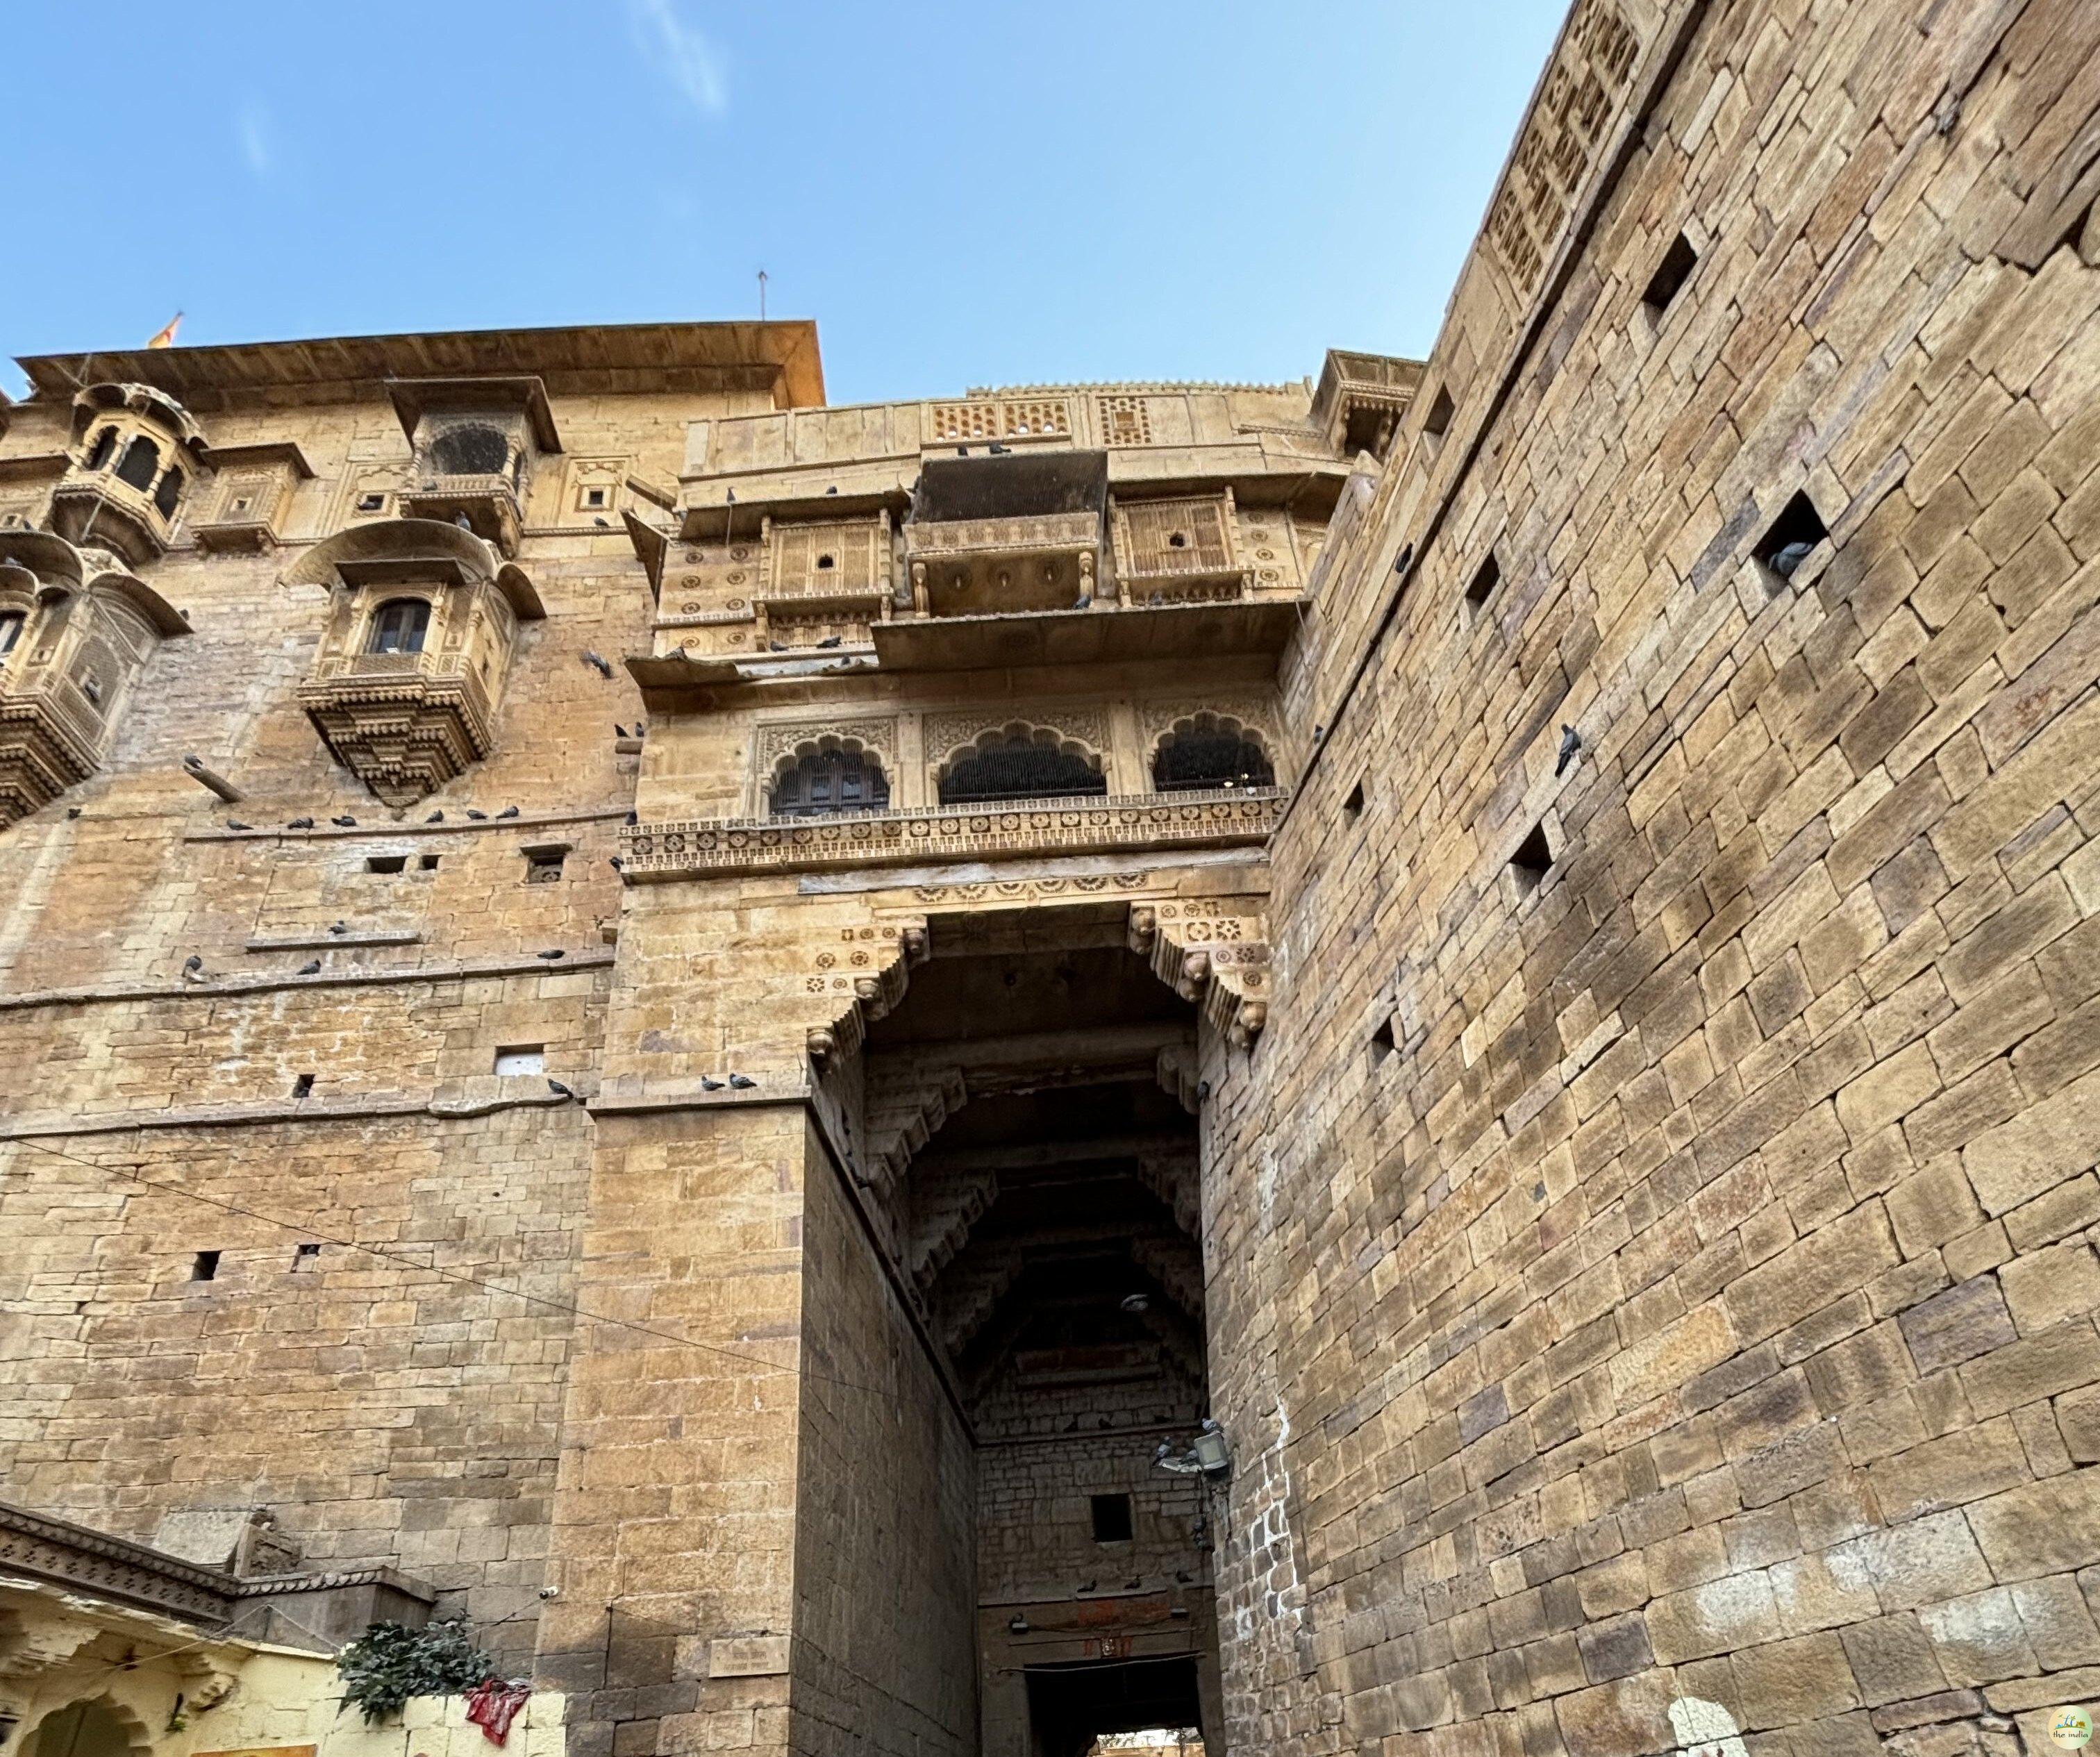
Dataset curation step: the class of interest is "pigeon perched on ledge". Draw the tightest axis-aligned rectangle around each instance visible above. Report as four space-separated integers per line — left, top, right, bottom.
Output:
298 960 322 976
583 651 614 678
1556 724 1582 777
331 815 357 828
728 1072 756 1090
288 817 315 830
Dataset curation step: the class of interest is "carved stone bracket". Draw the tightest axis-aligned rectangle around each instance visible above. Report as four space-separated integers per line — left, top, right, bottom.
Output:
804 919 927 1067
1129 897 1271 1048
909 1166 1000 1294
862 1064 967 1192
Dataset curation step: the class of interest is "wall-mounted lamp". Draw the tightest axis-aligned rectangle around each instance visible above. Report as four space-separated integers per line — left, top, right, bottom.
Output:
1008 1614 1030 1635
1154 1418 1231 1481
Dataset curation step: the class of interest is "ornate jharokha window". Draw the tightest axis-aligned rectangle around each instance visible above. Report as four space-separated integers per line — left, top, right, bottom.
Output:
771 746 890 817
1153 718 1275 792
367 598 431 656
940 735 1107 806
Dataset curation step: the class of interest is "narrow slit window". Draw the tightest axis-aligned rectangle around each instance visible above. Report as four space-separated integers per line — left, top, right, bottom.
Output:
1643 231 1699 315
365 854 407 874
494 1045 546 1076
1511 822 1555 889
1753 492 1829 583
1343 780 1365 822
190 1250 221 1282
1466 552 1501 610
1422 387 1455 439
1090 1494 1133 1543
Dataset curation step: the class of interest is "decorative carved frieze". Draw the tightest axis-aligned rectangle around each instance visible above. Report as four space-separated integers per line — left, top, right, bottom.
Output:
0 1501 236 1626
1129 895 1271 1048
622 788 1282 881
923 708 1111 771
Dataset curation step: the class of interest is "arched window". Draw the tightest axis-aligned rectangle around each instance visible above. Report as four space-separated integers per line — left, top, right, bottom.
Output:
83 427 117 471
368 598 431 655
0 610 24 656
771 746 890 817
940 735 1106 806
26 1699 137 1757
1153 722 1274 793
428 423 511 476
153 467 185 518
115 435 160 490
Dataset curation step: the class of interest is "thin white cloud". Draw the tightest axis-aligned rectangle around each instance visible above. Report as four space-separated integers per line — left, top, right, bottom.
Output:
237 102 272 177
626 0 728 116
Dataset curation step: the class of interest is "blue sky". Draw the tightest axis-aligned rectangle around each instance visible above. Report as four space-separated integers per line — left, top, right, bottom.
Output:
1 1 1566 406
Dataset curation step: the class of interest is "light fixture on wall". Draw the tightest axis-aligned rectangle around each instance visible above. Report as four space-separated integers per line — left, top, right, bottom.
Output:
1008 1614 1030 1635
1154 1418 1231 1481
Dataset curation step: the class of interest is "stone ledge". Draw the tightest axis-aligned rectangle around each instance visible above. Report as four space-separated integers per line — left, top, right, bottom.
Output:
0 949 616 1013
245 929 422 952
3 1084 586 1142
183 806 631 844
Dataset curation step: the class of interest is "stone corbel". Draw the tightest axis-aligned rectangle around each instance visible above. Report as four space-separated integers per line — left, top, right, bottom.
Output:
174 1649 242 1713
805 916 928 1068
0 1609 100 1681
1131 898 1272 1049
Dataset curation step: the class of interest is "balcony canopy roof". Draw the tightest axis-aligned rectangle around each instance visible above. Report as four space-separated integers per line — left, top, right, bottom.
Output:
911 449 1108 524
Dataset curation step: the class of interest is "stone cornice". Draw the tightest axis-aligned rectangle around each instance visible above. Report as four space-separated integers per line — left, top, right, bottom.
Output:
0 1501 235 1624
619 788 1283 881
0 949 615 1013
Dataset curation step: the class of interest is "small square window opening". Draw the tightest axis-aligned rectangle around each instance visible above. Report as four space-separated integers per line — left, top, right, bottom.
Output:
292 1242 322 1269
1090 1494 1133 1544
1643 231 1699 315
1370 1017 1396 1065
1753 491 1830 583
583 486 608 509
419 853 440 871
1422 387 1455 439
524 847 567 883
365 854 407 874
292 1072 315 1099
191 1250 221 1282
355 492 386 513
1466 553 1501 611
1343 780 1365 822
1511 822 1555 890
494 1045 547 1076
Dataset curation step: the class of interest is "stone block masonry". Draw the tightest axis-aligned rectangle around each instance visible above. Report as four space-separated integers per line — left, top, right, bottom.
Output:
3 0 2099 1749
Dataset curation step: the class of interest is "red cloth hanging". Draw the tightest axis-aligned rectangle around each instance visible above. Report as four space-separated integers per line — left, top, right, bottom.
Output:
464 1679 532 1746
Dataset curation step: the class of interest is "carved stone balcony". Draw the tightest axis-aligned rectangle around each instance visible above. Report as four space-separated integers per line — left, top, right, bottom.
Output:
0 685 100 825
46 474 178 569
905 510 1100 616
396 474 524 557
619 786 1284 881
297 649 498 807
903 449 1108 617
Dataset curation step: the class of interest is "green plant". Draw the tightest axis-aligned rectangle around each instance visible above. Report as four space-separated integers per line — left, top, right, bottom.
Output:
335 1620 494 1725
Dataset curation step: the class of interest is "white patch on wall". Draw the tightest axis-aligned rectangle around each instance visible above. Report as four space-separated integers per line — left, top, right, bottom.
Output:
1669 1697 1748 1757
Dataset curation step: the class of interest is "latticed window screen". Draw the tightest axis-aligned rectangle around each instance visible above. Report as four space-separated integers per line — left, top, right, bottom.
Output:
1122 498 1233 575
1097 397 1153 446
1154 728 1274 792
940 738 1107 806
771 747 890 817
769 519 881 594
926 400 1073 442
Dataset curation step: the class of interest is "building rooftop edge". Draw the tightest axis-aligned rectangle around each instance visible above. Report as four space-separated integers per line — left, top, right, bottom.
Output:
16 317 827 411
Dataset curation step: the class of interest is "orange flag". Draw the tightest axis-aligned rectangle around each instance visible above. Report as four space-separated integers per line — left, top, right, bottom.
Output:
145 312 184 349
